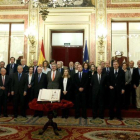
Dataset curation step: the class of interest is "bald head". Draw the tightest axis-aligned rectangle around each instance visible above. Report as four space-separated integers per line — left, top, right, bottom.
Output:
17 65 23 74
1 68 6 76
37 67 42 74
33 60 38 66
105 61 110 67
21 59 26 66
97 65 102 74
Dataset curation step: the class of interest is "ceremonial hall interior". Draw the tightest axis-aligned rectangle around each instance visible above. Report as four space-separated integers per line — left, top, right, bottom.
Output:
0 0 140 140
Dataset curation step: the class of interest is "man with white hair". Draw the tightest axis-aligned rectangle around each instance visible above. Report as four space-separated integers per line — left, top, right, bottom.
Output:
132 60 140 111
57 61 64 75
91 65 106 119
21 59 29 73
11 65 28 118
33 67 47 117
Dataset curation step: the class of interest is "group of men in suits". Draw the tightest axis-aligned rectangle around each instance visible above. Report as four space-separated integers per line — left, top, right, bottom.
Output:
0 57 140 120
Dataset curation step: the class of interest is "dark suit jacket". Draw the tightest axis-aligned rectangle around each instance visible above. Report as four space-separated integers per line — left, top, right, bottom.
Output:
132 68 140 87
91 74 106 95
34 73 47 98
88 71 97 84
33 66 38 74
69 68 75 77
47 71 61 89
102 67 112 75
0 75 10 96
57 68 64 75
73 72 88 93
108 68 125 92
23 65 29 74
6 63 18 75
11 73 28 94
60 77 72 99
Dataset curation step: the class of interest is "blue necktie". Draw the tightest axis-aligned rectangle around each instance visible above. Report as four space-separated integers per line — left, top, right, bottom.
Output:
38 74 41 82
18 73 21 81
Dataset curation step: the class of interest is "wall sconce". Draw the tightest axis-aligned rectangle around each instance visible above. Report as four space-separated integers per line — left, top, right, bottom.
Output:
25 27 37 66
25 27 36 47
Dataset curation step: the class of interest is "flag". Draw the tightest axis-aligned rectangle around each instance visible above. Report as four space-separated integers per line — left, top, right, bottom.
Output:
83 40 89 63
38 39 46 66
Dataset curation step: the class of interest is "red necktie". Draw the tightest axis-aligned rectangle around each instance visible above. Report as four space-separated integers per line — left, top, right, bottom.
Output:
52 71 55 81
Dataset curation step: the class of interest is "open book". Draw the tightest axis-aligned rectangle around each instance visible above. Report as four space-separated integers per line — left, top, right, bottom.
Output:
37 89 61 103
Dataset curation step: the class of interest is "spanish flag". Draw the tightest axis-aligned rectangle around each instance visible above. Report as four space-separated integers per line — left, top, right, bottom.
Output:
38 40 46 66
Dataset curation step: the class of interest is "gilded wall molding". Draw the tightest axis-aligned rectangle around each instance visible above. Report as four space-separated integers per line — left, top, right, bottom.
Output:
96 0 107 65
0 0 21 5
111 0 140 4
28 1 39 66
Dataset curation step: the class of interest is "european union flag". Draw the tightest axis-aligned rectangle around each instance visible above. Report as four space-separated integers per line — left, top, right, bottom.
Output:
83 41 89 63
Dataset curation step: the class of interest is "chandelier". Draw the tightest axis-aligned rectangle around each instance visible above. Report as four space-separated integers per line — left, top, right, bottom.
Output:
20 0 76 20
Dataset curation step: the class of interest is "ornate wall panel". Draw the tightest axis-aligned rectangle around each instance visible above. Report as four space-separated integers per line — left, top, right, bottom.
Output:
96 0 107 65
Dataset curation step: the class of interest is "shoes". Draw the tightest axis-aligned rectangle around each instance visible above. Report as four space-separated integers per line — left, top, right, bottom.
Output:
39 115 43 118
4 115 8 117
92 117 97 119
137 108 140 111
99 117 104 119
109 117 114 120
61 116 65 118
65 115 68 119
117 117 123 121
82 116 87 119
14 115 18 118
75 115 79 119
22 115 26 118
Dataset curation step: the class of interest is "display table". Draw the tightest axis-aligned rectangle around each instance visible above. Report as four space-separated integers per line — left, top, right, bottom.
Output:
29 98 74 135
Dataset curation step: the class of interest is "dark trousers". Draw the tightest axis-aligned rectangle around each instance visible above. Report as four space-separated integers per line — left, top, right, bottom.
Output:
124 84 131 109
130 84 136 107
26 88 34 109
92 91 104 118
109 88 123 118
13 92 26 116
0 93 8 115
75 91 87 117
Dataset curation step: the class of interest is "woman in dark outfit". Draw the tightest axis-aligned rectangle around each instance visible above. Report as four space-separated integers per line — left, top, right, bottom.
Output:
60 69 72 118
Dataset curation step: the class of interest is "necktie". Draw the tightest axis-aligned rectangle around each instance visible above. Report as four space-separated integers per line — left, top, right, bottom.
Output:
115 70 118 78
38 74 41 82
34 66 36 73
79 72 82 80
99 74 101 84
10 64 13 69
2 76 5 85
52 71 55 81
18 73 21 81
59 69 61 72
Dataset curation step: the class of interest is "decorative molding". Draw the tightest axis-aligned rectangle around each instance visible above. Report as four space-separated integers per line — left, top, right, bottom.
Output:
28 1 39 66
96 0 107 65
107 8 140 13
0 0 22 5
0 9 28 15
111 0 140 4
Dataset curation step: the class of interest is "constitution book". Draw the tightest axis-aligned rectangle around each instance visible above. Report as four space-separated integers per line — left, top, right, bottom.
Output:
37 89 61 103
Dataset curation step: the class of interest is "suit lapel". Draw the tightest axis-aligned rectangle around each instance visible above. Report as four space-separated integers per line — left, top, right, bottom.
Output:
0 76 3 86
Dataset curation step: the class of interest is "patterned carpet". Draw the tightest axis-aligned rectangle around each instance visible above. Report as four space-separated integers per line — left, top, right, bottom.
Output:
0 116 140 140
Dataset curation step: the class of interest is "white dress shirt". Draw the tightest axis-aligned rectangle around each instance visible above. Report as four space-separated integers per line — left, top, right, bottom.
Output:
130 68 133 75
1 75 5 80
75 69 78 73
63 78 68 91
114 69 119 74
42 68 51 74
97 74 101 83
28 74 32 84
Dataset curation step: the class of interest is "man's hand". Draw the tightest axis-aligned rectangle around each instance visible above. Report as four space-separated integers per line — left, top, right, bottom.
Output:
8 93 10 96
1 86 5 90
28 85 31 88
23 92 27 96
79 88 84 92
122 90 125 94
63 91 67 95
109 86 114 89
11 91 14 96
134 85 137 89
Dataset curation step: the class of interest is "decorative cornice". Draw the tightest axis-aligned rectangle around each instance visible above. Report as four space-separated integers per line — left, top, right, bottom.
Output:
111 0 140 4
0 0 22 5
0 9 28 15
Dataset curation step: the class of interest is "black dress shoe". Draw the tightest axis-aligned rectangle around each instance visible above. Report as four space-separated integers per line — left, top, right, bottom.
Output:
33 114 38 117
75 116 79 119
65 115 68 119
99 117 104 119
61 115 65 118
39 115 43 118
22 115 26 118
82 116 87 119
117 117 123 120
4 115 8 117
109 117 114 120
93 117 97 119
14 115 18 118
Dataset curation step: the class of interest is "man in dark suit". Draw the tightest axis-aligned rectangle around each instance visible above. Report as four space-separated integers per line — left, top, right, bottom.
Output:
11 65 28 118
132 60 140 110
0 68 10 117
6 57 18 75
48 59 56 69
33 60 38 74
108 61 125 120
0 61 6 74
57 61 64 75
73 64 88 119
21 59 29 74
102 61 112 109
34 67 47 117
129 60 136 108
91 66 106 119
